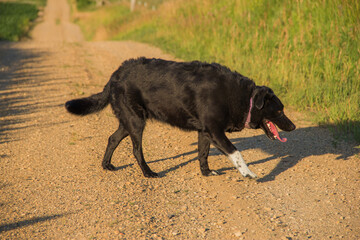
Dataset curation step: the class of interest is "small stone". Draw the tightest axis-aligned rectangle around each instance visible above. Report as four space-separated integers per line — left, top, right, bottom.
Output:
264 207 273 212
181 205 188 211
199 228 209 233
168 214 175 219
234 231 242 237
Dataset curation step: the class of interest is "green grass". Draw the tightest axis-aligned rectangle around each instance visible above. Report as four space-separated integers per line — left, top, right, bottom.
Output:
75 0 169 12
75 4 133 40
76 0 96 11
0 2 40 41
77 0 360 142
10 0 46 6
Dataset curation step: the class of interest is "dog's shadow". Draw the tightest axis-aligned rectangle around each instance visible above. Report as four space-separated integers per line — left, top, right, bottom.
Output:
141 126 359 182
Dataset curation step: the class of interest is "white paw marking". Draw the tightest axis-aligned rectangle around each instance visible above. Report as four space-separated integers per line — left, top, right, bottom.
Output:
228 151 257 179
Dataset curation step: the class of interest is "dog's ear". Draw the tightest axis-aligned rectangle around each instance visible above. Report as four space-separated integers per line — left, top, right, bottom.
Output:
254 87 267 109
254 87 275 109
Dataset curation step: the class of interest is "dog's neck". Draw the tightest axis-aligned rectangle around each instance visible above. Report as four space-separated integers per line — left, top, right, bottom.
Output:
245 97 253 128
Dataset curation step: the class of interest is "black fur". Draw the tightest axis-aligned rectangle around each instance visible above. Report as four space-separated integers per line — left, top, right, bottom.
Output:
65 57 295 177
65 82 111 115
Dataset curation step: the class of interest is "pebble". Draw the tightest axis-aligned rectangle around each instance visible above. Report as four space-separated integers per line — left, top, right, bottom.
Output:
171 230 180 236
181 205 188 211
264 207 273 212
167 214 175 219
198 228 209 233
234 231 242 237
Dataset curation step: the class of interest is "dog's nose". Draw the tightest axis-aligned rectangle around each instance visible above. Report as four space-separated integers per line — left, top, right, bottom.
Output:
289 123 296 131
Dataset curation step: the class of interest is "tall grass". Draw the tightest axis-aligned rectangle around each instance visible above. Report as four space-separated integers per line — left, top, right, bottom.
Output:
76 0 96 10
10 0 46 6
0 2 39 41
74 4 134 40
77 0 360 142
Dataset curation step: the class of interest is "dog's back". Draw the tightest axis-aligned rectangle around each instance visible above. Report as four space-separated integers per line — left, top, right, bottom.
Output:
109 58 255 131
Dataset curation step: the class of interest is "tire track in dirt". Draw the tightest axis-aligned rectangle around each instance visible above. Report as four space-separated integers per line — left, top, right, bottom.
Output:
1 0 359 239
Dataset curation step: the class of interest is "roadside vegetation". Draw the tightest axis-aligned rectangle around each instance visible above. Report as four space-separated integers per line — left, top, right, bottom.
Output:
0 0 45 41
75 0 360 142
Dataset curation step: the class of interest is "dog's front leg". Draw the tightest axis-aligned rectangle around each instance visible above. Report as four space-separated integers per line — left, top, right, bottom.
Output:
228 151 257 178
209 130 257 179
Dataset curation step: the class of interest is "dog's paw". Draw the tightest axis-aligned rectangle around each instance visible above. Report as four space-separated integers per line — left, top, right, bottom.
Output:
209 170 220 176
239 169 257 179
245 172 258 179
201 169 220 176
144 171 159 178
102 163 116 171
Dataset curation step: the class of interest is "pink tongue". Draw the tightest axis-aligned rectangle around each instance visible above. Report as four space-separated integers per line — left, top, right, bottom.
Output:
268 121 287 142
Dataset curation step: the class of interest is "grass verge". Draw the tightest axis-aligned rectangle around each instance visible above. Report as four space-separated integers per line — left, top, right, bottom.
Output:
76 0 360 143
0 1 44 41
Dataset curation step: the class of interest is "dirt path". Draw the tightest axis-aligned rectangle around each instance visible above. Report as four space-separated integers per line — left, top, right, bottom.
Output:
1 0 359 239
31 0 83 42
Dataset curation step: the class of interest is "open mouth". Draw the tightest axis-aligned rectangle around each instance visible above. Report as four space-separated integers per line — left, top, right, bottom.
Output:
263 120 287 142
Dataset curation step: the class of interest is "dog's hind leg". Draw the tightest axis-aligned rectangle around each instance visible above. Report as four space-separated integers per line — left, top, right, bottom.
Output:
198 132 219 176
126 119 159 178
208 130 257 179
102 124 129 171
130 134 159 178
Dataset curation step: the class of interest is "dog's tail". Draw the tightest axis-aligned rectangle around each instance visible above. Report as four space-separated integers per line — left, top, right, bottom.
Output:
65 81 111 116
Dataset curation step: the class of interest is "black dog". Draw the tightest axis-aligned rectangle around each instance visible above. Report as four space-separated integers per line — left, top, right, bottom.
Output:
65 58 295 178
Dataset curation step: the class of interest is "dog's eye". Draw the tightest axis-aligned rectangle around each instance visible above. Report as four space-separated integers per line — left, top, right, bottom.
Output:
278 110 282 114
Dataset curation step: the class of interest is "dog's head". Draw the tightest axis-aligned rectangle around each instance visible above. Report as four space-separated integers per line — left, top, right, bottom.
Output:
248 86 296 141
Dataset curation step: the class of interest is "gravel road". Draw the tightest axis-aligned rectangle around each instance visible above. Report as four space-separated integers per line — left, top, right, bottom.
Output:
1 0 359 239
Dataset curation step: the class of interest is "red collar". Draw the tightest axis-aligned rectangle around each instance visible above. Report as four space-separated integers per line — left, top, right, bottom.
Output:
245 97 253 128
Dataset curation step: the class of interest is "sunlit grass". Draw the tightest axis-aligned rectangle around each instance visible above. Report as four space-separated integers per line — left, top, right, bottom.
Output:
0 2 39 41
